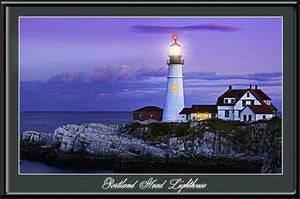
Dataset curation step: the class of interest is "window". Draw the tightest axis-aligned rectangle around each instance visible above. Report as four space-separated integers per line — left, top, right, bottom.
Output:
247 92 250 97
242 100 246 106
251 100 254 105
138 114 141 117
225 110 229 117
231 99 234 103
224 99 228 104
243 115 247 121
248 115 252 121
263 115 266 120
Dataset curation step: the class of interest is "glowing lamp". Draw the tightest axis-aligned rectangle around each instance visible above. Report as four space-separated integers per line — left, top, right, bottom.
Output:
172 34 178 41
169 42 181 56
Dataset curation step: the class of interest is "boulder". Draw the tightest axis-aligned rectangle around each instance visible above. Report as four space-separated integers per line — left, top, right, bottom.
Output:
21 131 51 146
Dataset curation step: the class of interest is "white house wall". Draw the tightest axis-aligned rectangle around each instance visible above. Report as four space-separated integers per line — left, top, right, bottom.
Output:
179 114 187 121
217 106 234 120
240 107 256 122
218 90 262 121
256 114 274 121
234 91 262 110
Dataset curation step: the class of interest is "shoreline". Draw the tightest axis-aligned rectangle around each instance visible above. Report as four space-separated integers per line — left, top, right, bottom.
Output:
20 119 282 173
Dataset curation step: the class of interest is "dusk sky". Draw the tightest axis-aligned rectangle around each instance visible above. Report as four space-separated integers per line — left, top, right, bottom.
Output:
20 17 282 111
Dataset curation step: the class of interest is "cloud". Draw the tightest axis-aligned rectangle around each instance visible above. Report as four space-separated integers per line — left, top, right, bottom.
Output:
21 69 282 111
184 71 281 82
48 66 281 86
48 65 135 84
48 66 168 84
133 24 241 33
136 67 167 78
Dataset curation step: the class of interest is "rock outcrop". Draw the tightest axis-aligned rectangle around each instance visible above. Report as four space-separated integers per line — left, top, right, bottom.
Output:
21 119 281 173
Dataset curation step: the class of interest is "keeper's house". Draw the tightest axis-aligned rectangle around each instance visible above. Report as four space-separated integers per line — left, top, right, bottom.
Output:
133 106 163 122
179 105 217 121
217 85 277 122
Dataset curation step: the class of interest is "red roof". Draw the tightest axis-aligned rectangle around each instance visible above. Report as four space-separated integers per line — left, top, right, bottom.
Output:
251 89 271 101
216 89 246 106
247 105 276 114
268 104 278 112
179 108 192 114
134 106 163 112
179 105 217 114
191 105 217 113
216 87 272 106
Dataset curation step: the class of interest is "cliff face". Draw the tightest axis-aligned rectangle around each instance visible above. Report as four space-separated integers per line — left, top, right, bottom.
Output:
21 119 281 173
244 122 282 173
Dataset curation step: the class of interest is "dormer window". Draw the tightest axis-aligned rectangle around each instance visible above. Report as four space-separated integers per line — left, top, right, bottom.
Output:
224 98 234 104
264 100 271 105
247 92 250 97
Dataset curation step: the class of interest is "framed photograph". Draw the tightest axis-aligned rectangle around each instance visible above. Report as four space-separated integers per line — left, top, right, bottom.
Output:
1 0 299 198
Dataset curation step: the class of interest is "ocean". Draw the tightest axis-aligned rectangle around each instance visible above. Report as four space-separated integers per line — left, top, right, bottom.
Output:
20 111 133 173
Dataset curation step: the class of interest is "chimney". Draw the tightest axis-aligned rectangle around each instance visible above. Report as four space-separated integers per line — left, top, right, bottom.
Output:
249 84 252 90
229 85 232 90
255 85 258 90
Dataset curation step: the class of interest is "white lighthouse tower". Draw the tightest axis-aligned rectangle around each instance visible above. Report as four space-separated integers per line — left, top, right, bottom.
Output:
162 35 185 122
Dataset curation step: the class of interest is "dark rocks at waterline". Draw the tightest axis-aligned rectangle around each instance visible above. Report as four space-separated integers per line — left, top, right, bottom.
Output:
21 147 263 173
20 120 281 173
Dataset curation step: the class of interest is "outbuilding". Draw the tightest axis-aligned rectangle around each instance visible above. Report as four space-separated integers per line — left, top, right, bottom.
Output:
179 105 217 121
133 106 163 122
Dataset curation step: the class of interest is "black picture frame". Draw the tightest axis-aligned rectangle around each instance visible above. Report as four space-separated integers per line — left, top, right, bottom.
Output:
0 0 299 198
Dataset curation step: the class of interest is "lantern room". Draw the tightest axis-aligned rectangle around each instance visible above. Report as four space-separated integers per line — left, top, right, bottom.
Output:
167 34 184 65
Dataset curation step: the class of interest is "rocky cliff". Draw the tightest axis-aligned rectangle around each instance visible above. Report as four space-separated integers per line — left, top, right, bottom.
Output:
21 118 281 173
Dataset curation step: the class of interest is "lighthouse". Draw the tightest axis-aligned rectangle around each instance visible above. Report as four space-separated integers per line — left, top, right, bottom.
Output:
162 35 185 122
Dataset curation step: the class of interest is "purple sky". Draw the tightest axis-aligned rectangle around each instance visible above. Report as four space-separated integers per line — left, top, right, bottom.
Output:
20 17 282 111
